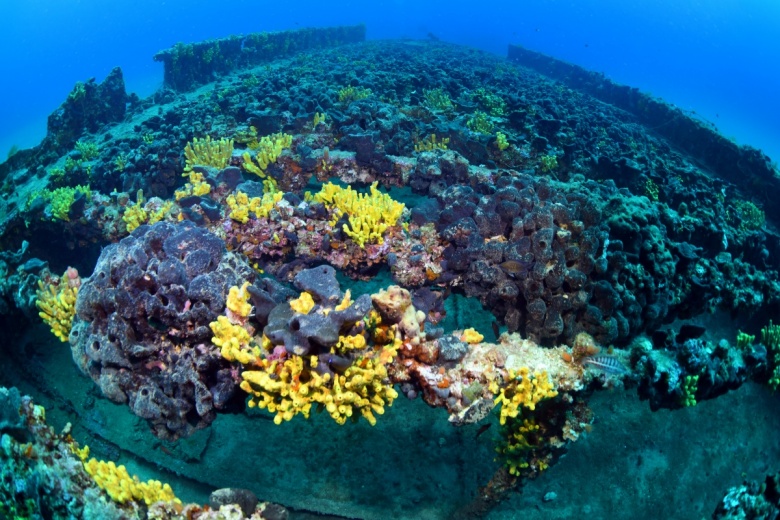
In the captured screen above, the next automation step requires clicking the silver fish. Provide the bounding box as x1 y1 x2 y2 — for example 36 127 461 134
582 355 627 374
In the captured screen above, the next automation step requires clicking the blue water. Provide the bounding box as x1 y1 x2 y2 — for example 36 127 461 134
1 0 779 163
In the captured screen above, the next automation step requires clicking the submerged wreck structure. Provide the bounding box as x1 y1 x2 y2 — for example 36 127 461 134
1 24 779 520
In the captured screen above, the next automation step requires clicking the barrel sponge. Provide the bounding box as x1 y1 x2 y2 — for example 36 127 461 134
69 221 254 439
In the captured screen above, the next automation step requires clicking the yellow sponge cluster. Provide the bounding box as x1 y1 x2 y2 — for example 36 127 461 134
289 291 315 314
493 367 558 426
210 283 259 364
83 458 180 506
324 355 399 425
240 346 399 426
184 136 234 171
332 333 367 354
312 181 405 248
241 132 293 178
226 189 284 224
460 328 484 344
174 170 212 200
226 281 252 318
210 316 259 365
122 190 174 232
36 271 79 342
496 418 544 476
241 355 325 424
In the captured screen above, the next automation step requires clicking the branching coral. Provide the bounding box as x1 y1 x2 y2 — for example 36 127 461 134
226 281 252 320
239 344 399 426
210 283 259 365
495 132 510 151
34 185 92 221
211 316 258 365
492 367 559 475
183 136 234 171
466 110 494 134
422 87 453 112
414 134 450 153
225 189 284 224
493 367 558 425
761 320 780 390
83 458 180 506
211 267 400 426
312 181 405 248
122 189 174 232
496 417 544 475
241 132 293 179
174 170 212 199
338 85 372 104
36 267 81 342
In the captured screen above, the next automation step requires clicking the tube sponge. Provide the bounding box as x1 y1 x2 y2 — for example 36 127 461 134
36 268 81 342
312 181 405 248
83 458 180 506
494 367 558 425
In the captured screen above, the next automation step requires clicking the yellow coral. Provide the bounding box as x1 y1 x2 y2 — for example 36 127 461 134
175 171 212 200
184 136 233 172
83 458 180 506
312 181 405 248
414 134 449 153
241 356 326 424
123 190 175 232
461 328 484 344
122 189 148 232
226 189 284 224
239 341 399 426
321 357 398 426
497 418 541 476
332 333 367 354
36 272 79 342
72 443 90 461
241 132 293 178
227 282 252 319
494 368 558 425
210 315 259 365
289 291 315 314
37 185 92 221
334 289 353 311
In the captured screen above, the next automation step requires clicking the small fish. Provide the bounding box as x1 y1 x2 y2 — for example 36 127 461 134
475 423 492 439
582 355 627 374
498 260 531 278
491 320 500 340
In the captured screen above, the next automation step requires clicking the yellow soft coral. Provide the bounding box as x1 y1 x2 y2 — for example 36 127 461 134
319 356 399 426
174 171 212 200
241 132 293 178
123 190 175 232
331 333 367 356
312 181 405 248
497 417 542 476
184 136 233 171
83 458 180 506
226 282 252 319
461 328 484 344
226 189 284 223
36 270 79 342
210 316 259 365
334 289 353 311
38 185 92 221
289 291 315 314
494 368 558 425
241 355 328 425
239 341 399 426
